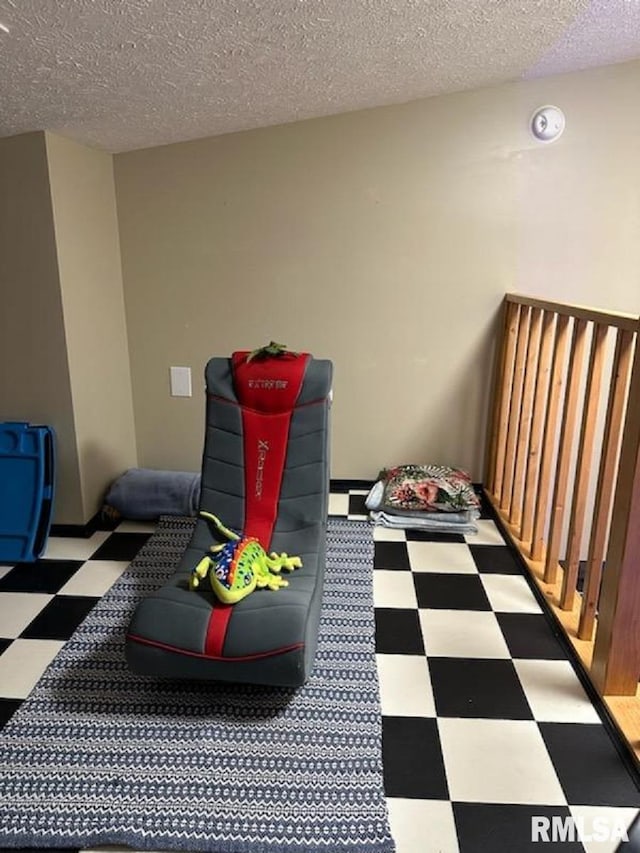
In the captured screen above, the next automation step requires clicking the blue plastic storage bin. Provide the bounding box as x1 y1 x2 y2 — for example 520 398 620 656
0 422 55 563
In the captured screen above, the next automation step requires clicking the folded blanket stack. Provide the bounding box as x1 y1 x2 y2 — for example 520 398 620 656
366 464 480 534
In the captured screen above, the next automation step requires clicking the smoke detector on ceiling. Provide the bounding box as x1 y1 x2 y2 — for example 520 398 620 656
531 105 565 143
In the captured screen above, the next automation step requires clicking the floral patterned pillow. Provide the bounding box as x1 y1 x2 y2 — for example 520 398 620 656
378 464 480 513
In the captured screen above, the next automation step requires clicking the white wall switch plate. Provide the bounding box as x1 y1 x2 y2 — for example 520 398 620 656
170 366 192 397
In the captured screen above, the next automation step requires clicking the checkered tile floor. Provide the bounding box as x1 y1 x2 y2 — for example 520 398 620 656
1 490 639 853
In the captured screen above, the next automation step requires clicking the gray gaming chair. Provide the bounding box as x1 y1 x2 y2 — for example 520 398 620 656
125 351 332 687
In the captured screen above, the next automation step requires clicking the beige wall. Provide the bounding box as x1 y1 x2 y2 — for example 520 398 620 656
0 132 83 523
0 131 138 525
513 63 640 313
3 61 638 513
112 60 639 480
45 132 138 520
3 62 637 522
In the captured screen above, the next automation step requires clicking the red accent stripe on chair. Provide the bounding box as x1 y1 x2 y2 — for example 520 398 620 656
204 602 233 657
240 409 291 544
128 633 304 662
203 351 310 657
233 351 309 544
207 393 325 411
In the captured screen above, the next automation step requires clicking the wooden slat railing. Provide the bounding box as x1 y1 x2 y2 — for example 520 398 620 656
484 293 640 759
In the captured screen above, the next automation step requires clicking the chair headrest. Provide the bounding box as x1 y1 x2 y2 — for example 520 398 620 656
231 351 310 414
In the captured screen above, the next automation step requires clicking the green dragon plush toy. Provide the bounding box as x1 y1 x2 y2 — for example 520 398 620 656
246 341 297 362
189 511 302 605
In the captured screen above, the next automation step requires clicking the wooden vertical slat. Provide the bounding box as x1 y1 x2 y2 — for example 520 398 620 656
486 300 512 495
544 318 588 584
521 311 556 545
592 323 640 695
579 329 635 640
492 302 521 502
500 307 531 514
531 314 570 562
560 323 608 610
510 307 543 530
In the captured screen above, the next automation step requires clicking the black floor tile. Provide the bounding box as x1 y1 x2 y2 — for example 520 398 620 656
469 544 523 574
0 638 12 655
374 541 410 571
329 481 356 494
0 560 83 594
405 530 466 543
382 717 448 799
429 658 533 719
20 596 100 641
348 494 368 516
625 812 640 849
375 608 424 655
454 803 584 853
477 491 496 521
497 613 567 660
0 698 23 730
539 723 640 807
89 532 150 561
413 573 491 610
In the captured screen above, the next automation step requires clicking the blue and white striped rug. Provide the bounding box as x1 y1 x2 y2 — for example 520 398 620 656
0 517 395 853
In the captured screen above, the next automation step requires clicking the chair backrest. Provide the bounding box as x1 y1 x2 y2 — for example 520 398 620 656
200 352 333 552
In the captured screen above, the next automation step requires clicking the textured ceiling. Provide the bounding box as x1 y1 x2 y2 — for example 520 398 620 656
0 0 638 152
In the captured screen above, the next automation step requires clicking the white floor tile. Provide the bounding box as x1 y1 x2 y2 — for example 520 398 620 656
465 519 506 546
0 592 53 638
480 574 542 613
376 654 436 717
328 493 350 516
373 570 417 609
58 560 130 597
387 798 459 853
514 660 601 723
419 609 511 658
569 805 639 853
0 638 65 699
373 526 406 542
407 542 478 574
43 531 110 561
438 718 566 805
0 565 14 580
115 520 158 534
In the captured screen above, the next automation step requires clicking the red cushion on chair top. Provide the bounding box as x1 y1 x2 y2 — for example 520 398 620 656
231 351 310 414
